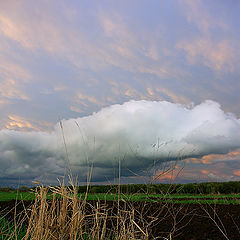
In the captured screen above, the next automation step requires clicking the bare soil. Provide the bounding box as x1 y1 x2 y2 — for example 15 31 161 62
0 200 239 240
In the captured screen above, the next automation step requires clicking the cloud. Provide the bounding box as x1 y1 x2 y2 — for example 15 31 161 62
155 159 240 183
0 39 31 106
233 170 240 177
186 149 240 165
155 88 189 104
70 106 84 113
0 99 9 107
0 79 29 100
4 115 41 131
0 4 67 51
177 38 239 73
0 115 54 132
0 55 31 101
0 100 240 185
75 92 105 106
179 0 229 34
178 0 240 73
0 2 189 81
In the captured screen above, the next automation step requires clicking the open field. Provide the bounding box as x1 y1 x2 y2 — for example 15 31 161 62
1 199 240 240
1 182 240 239
1 191 240 204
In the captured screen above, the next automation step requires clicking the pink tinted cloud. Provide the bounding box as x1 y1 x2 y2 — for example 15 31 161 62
233 170 240 177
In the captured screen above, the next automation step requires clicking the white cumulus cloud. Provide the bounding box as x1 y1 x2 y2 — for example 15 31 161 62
0 100 240 184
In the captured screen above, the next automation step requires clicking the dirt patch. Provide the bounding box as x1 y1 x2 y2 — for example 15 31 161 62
0 200 239 240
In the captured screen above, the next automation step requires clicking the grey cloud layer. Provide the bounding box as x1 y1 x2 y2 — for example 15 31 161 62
0 100 240 183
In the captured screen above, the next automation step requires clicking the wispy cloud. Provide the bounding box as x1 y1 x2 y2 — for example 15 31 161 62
0 115 53 132
186 149 240 165
0 52 31 101
0 79 29 100
179 0 229 34
233 170 240 177
178 0 240 73
177 38 239 73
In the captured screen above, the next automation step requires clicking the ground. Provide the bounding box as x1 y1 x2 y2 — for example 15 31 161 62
0 200 240 239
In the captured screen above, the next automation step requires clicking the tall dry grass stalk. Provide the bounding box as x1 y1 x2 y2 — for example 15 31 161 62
14 182 149 240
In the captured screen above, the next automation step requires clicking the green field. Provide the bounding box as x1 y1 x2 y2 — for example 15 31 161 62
1 191 240 204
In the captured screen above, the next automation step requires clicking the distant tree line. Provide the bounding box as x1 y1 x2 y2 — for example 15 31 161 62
2 181 240 194
0 186 30 192
78 181 240 194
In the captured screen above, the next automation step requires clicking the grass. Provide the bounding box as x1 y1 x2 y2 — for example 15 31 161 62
1 186 239 239
3 184 152 240
0 192 36 202
1 191 240 204
0 217 27 240
79 193 240 204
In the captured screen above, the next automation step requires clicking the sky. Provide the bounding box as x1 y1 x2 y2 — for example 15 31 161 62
0 0 240 187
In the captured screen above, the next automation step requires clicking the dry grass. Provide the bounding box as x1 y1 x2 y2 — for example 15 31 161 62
0 161 188 240
13 182 150 240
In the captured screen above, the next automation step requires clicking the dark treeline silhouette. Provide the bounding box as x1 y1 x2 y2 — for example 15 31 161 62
2 181 240 194
77 181 240 195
